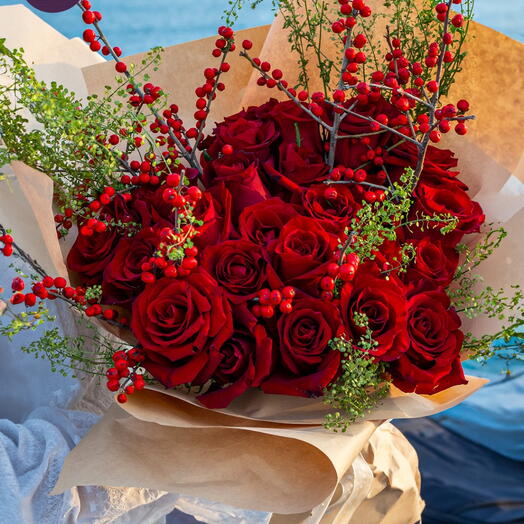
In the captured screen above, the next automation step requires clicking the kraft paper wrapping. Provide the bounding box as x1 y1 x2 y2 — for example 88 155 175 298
1 3 521 521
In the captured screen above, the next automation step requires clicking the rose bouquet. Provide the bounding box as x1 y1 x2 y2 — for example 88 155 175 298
0 0 523 519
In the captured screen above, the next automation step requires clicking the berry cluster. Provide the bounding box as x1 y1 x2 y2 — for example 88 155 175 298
252 286 296 318
0 233 13 257
106 348 146 403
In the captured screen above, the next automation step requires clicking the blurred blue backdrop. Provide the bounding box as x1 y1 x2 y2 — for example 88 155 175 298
0 0 522 54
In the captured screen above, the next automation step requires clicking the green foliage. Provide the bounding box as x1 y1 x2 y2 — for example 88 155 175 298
0 41 165 227
19 326 116 378
449 226 524 360
343 168 457 266
382 0 474 103
0 301 55 338
324 330 390 432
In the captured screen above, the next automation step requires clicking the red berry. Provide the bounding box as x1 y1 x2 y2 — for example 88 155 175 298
321 291 334 302
439 119 451 133
457 99 470 112
103 309 115 320
164 265 178 278
106 368 119 379
279 300 293 314
242 39 253 50
115 62 127 73
327 263 340 278
186 186 202 201
451 14 465 27
108 134 119 145
260 305 275 318
54 277 67 288
339 263 356 281
82 29 96 42
107 380 120 392
141 272 156 284
282 286 296 299
222 144 234 155
320 276 335 291
10 293 25 305
364 191 377 203
272 69 283 80
42 276 54 288
332 21 345 33
117 393 128 403
429 130 442 143
11 277 25 292
353 34 367 49
426 80 439 93
24 293 37 307
455 122 468 135
298 91 308 101
269 290 282 305
124 385 135 395
82 10 95 24
182 257 198 270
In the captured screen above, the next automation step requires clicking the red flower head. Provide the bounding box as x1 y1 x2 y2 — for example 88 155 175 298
340 264 409 360
391 284 466 394
132 268 233 387
262 297 342 397
102 227 161 307
197 308 273 409
201 239 268 302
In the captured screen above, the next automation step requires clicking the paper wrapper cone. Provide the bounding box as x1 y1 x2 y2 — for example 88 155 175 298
1 3 521 521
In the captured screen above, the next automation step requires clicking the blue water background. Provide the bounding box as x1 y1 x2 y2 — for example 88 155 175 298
0 0 522 54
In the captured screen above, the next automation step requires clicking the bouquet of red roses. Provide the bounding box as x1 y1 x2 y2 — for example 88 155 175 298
56 0 490 421
0 0 522 516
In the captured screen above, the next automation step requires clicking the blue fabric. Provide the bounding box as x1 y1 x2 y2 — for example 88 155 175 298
432 347 524 461
394 417 524 524
395 342 524 524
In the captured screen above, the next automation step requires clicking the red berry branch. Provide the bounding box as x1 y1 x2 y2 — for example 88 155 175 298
239 0 474 194
78 1 202 176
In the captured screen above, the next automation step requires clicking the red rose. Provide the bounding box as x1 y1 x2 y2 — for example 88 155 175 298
341 265 409 360
128 185 196 227
412 176 485 241
203 99 280 162
296 183 360 234
202 157 271 220
102 228 161 306
132 269 233 387
391 285 466 394
263 143 328 193
404 237 459 287
262 297 342 397
67 227 119 285
239 197 300 246
197 311 273 408
107 190 172 229
334 96 400 168
193 184 236 249
269 216 338 281
201 239 268 301
384 141 459 183
269 100 323 153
